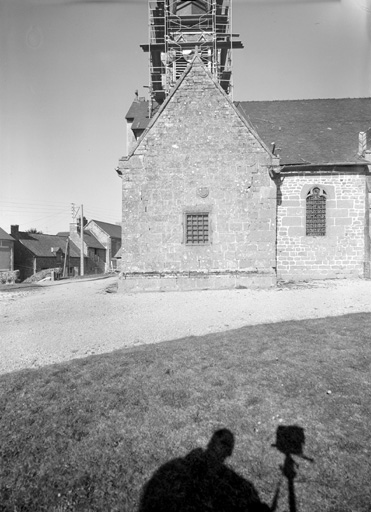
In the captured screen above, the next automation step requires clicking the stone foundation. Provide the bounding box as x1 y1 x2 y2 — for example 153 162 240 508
118 270 276 293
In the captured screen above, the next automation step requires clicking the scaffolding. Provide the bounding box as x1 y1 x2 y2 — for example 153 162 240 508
141 0 243 113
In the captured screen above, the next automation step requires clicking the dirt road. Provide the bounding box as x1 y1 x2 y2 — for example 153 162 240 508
1 276 371 375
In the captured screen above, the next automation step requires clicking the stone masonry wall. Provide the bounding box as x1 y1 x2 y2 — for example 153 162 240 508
277 172 369 280
118 60 277 289
34 257 63 273
0 270 19 284
85 222 110 272
13 241 34 281
0 240 13 271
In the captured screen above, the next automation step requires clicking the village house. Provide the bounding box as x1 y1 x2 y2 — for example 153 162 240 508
62 220 122 274
84 220 122 271
116 0 371 292
64 223 106 274
10 225 81 282
8 215 121 281
0 227 17 284
0 227 14 272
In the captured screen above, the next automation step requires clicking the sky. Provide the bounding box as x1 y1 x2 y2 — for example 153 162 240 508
1 0 370 234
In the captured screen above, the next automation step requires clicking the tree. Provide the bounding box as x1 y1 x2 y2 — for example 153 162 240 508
76 216 88 234
76 216 88 228
26 228 43 234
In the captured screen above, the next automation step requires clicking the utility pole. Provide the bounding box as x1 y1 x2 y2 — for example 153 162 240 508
71 202 85 277
63 237 69 278
80 204 84 276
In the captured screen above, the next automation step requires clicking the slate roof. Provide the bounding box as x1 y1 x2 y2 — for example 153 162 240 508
57 229 106 250
126 95 371 165
126 99 151 130
82 231 105 250
67 243 85 258
0 227 14 241
113 247 122 259
236 98 371 165
125 99 159 130
17 233 80 258
89 220 121 239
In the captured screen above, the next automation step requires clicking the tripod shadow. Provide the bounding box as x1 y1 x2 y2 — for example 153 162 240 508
272 425 314 512
138 428 271 512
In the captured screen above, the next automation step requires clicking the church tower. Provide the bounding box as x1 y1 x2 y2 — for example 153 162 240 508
140 0 243 112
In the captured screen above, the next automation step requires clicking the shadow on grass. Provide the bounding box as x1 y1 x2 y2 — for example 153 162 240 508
139 426 316 512
139 428 271 512
272 425 314 512
0 312 370 511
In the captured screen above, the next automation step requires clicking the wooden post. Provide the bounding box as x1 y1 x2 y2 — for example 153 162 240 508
10 242 14 271
63 238 69 278
80 204 84 276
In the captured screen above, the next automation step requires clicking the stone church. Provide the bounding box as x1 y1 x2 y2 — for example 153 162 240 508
116 0 371 292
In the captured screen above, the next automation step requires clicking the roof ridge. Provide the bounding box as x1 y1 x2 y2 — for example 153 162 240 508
235 97 370 104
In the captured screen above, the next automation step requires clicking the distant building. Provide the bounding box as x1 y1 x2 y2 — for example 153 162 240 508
0 227 15 272
10 218 122 282
64 220 122 273
66 223 106 274
84 220 122 271
10 225 80 281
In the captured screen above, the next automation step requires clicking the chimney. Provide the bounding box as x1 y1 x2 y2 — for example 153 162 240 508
359 132 367 156
11 225 19 237
359 128 371 161
70 222 79 237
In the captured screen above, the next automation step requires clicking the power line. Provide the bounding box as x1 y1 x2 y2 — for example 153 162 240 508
0 199 71 206
2 212 120 226
84 212 120 223
84 207 120 216
1 200 120 220
18 210 68 224
1 207 68 214
1 200 120 232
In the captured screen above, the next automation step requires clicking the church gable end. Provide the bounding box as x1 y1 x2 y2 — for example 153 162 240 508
118 59 277 291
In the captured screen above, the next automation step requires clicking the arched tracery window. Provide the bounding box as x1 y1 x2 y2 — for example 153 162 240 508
306 186 327 236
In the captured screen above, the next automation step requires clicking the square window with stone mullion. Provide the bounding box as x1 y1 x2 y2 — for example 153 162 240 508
185 213 209 245
306 190 326 236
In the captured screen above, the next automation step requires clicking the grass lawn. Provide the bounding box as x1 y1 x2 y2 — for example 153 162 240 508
1 312 370 512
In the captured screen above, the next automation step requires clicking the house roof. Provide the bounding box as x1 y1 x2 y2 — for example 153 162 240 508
0 227 14 241
65 244 81 258
16 233 80 258
125 97 147 120
125 98 160 130
83 230 106 250
57 229 106 250
236 98 371 165
126 94 371 165
89 220 121 239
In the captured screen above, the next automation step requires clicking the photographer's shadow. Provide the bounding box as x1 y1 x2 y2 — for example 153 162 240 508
138 428 270 512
